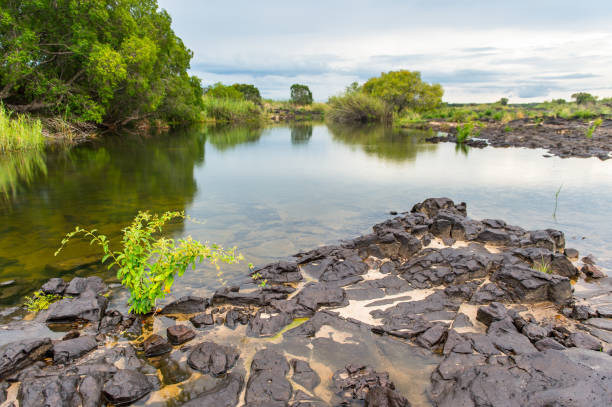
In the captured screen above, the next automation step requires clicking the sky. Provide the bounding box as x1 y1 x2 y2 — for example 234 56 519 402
158 0 612 103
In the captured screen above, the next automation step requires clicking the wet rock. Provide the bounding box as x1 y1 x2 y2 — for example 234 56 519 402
476 302 507 326
291 359 320 391
295 282 347 312
521 323 550 342
53 335 98 364
143 334 172 357
64 276 107 296
534 337 566 351
564 248 579 259
569 331 602 351
41 278 67 295
98 309 123 334
247 308 292 337
451 313 473 328
416 324 447 348
411 197 466 218
582 254 597 265
584 318 612 331
251 261 302 283
103 369 153 405
333 364 396 401
167 325 196 345
187 341 239 376
161 296 208 314
225 308 251 329
366 385 411 407
245 349 292 406
18 375 83 407
213 287 287 306
182 372 244 407
46 290 108 322
123 315 142 337
0 338 52 379
570 304 597 321
487 318 537 355
582 263 606 278
190 312 215 328
491 264 572 304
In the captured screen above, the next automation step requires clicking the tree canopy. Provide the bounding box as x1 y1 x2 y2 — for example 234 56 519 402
362 70 443 112
231 84 262 104
290 84 313 105
572 92 597 105
0 0 202 126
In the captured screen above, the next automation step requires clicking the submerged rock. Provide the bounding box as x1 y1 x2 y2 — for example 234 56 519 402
187 342 239 376
143 334 172 357
102 369 153 405
291 359 320 391
161 296 208 314
245 349 292 406
0 338 52 379
182 372 244 407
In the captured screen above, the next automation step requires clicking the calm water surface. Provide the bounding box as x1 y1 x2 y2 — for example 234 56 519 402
1 123 612 307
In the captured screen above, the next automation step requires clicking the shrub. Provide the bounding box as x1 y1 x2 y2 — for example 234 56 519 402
290 84 313 105
202 96 263 124
499 97 509 106
205 83 244 100
586 118 603 138
456 122 479 143
231 84 262 104
55 211 243 314
327 92 391 123
362 70 443 112
572 92 597 105
0 104 44 153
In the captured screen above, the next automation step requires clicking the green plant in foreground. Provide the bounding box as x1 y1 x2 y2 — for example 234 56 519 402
533 258 552 274
0 104 44 153
24 290 62 312
585 118 603 138
55 211 243 314
456 122 479 143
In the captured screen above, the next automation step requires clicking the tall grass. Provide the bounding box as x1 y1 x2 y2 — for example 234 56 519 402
0 104 45 153
201 96 264 124
327 92 391 124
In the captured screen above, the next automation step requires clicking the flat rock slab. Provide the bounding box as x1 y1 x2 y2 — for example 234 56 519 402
46 291 108 322
246 349 292 406
143 334 172 357
161 296 208 314
53 335 98 364
182 372 244 407
167 325 196 345
187 342 239 376
0 338 52 379
103 369 153 405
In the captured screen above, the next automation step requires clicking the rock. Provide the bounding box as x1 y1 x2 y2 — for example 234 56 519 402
245 349 292 406
582 263 606 278
491 265 571 304
366 385 411 407
333 364 396 401
291 359 320 391
98 309 123 334
102 369 153 405
190 312 215 328
563 248 579 260
549 253 579 277
569 331 602 351
247 308 292 337
41 278 67 295
584 318 612 331
143 334 172 357
53 335 98 364
46 290 108 322
167 325 196 345
161 296 208 314
64 276 107 296
534 338 566 351
187 341 239 376
570 304 597 321
416 324 447 348
477 228 511 246
0 338 52 379
411 198 466 218
18 375 82 407
0 381 8 403
251 261 302 283
295 282 346 311
582 254 597 265
225 308 251 329
78 374 103 407
451 313 473 328
213 287 287 306
182 372 244 407
521 323 550 342
476 302 508 326
487 318 537 355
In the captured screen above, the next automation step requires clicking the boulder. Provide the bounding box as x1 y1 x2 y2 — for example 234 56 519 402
491 265 571 304
182 372 244 407
291 359 320 391
190 312 215 328
416 324 447 349
582 263 606 278
187 342 239 376
161 296 208 314
143 334 172 357
40 278 67 295
167 325 196 345
102 369 153 405
46 290 108 322
64 276 107 296
245 349 292 406
250 261 302 283
476 302 508 326
569 332 602 351
487 318 537 355
365 385 411 407
53 335 98 364
247 308 292 337
411 198 466 218
0 338 52 379
295 282 346 311
534 338 566 351
563 248 579 260
18 375 83 407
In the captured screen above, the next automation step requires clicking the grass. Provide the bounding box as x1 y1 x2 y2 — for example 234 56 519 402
23 290 63 313
585 118 603 138
533 257 552 274
201 96 264 124
326 92 391 124
0 104 45 153
456 122 480 143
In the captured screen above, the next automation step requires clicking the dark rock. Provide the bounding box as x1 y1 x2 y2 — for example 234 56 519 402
0 381 8 403
487 317 537 355
78 374 103 407
491 264 571 304
102 369 153 405
295 282 346 311
187 341 239 376
190 312 215 328
64 276 107 296
319 256 368 283
477 228 511 246
161 296 208 314
40 278 67 295
167 325 196 345
247 308 292 337
123 316 143 337
521 323 550 342
451 313 473 329
182 372 244 407
333 364 396 401
291 359 320 391
581 254 597 265
549 253 579 277
98 309 123 334
18 375 82 407
411 198 466 218
476 302 507 326
245 349 292 406
585 318 612 331
53 335 98 364
416 324 447 348
471 282 509 304
213 287 287 306
62 330 80 340
251 261 302 283
225 308 251 329
534 337 566 351
366 385 411 407
563 248 579 259
46 290 108 322
569 331 602 351
143 334 172 357
0 338 52 379
582 263 606 278
570 304 597 321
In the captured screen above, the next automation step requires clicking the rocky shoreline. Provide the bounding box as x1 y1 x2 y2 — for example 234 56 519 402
420 118 612 160
1 198 611 406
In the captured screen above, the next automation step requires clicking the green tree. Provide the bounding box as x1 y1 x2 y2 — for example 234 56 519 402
231 84 262 103
290 84 313 105
205 83 244 100
362 70 443 112
0 0 202 126
499 97 509 106
572 92 597 105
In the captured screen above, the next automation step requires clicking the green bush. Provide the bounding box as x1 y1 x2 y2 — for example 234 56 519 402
202 96 264 124
0 104 44 152
456 122 479 143
231 84 262 104
290 84 313 105
55 211 243 315
327 92 391 123
572 92 597 105
362 70 443 112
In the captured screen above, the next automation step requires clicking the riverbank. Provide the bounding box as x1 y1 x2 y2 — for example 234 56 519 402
1 198 610 406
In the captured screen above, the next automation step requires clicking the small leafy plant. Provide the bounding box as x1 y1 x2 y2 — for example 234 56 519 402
55 211 243 314
533 257 552 274
456 122 480 143
585 118 603 138
24 290 62 312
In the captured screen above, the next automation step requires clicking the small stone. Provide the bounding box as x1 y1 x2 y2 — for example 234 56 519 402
190 312 215 328
167 325 196 345
581 264 606 279
143 334 172 357
476 302 508 326
563 248 579 260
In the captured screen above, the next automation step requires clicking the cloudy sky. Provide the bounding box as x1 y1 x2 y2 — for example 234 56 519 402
158 0 612 103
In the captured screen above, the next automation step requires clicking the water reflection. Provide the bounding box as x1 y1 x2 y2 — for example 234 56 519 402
290 124 313 145
205 125 264 151
0 150 47 202
327 123 438 162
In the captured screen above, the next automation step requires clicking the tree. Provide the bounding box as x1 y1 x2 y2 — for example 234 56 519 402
499 97 509 106
290 84 313 105
0 0 202 126
205 83 243 100
362 70 443 112
572 92 597 105
231 84 262 103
